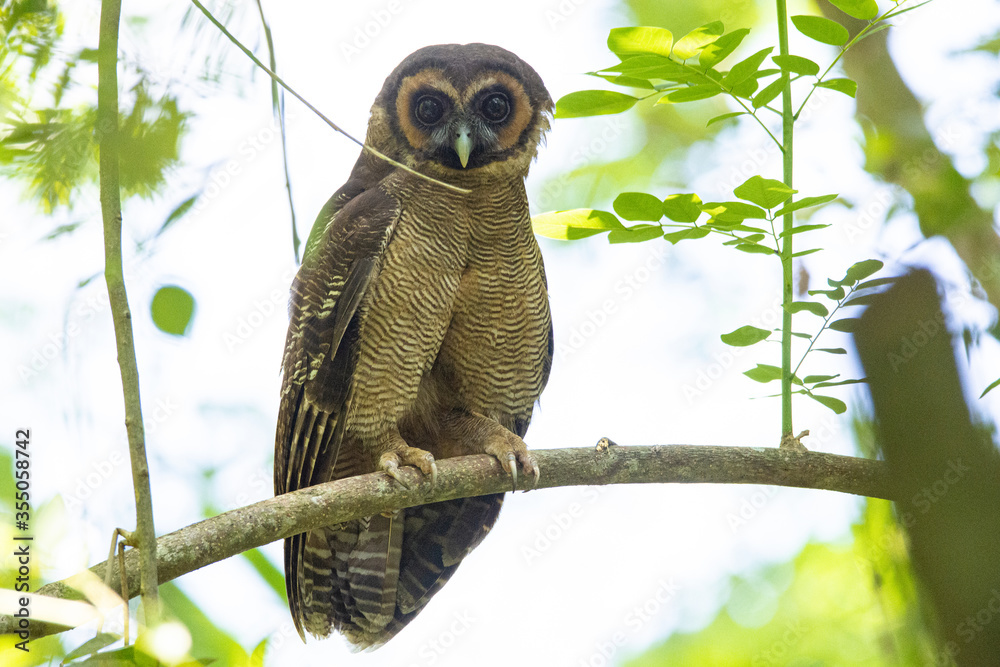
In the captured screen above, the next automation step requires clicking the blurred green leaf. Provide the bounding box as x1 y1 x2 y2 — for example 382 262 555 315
791 15 850 46
532 209 622 240
151 285 196 336
554 90 639 118
673 21 724 60
845 259 884 283
721 325 770 346
241 548 287 603
816 347 847 354
703 200 768 221
608 27 674 58
64 634 121 662
981 377 1000 398
779 223 830 238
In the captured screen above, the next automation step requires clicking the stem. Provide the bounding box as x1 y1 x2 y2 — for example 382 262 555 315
98 0 160 626
776 0 794 439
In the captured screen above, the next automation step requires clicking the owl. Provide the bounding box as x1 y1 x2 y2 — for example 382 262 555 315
273 43 553 649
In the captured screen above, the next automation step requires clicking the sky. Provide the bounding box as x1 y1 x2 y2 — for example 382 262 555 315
2 0 1000 665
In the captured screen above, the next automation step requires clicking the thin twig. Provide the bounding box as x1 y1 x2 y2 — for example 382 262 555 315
98 0 159 626
188 0 470 196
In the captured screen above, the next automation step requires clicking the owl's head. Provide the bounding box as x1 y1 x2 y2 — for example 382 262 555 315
368 44 552 179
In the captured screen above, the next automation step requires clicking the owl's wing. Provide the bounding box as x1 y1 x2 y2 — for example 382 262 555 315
275 184 399 496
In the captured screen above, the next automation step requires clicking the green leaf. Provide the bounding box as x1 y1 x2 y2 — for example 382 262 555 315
151 285 195 337
723 233 765 246
791 15 849 46
663 84 723 103
808 393 847 414
733 175 796 209
752 76 785 109
157 194 199 237
857 277 897 289
744 363 783 383
64 634 121 662
662 193 703 222
803 374 838 384
673 21 725 60
721 47 774 88
809 286 846 299
771 54 821 76
843 294 879 307
721 325 771 347
589 72 658 89
981 377 1000 398
663 226 710 244
603 55 692 81
779 223 830 238
608 225 664 244
608 27 674 58
706 111 746 127
788 301 829 317
703 201 768 221
614 192 664 221
792 248 823 258
829 0 879 20
814 378 867 388
734 243 775 255
555 90 639 118
532 209 623 240
699 28 751 68
828 318 860 332
815 78 858 98
845 259 884 283
773 193 838 216
816 347 847 354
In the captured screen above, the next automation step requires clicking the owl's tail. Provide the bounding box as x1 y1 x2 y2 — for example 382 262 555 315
286 494 504 649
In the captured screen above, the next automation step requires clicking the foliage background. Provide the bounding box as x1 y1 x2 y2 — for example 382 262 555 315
1 0 998 664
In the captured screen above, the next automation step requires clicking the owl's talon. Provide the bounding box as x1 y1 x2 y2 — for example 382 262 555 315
379 445 437 489
507 453 518 492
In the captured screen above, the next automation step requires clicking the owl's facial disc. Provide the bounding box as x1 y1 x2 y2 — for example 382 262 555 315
394 68 537 171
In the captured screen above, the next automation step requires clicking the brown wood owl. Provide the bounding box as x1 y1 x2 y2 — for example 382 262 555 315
273 43 553 649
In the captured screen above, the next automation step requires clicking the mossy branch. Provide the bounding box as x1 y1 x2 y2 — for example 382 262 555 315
1 445 895 639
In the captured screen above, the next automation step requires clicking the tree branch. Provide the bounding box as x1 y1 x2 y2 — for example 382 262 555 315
98 0 159 625
1 445 894 639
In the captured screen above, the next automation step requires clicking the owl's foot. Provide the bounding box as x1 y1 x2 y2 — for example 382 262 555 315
482 434 539 493
379 445 438 489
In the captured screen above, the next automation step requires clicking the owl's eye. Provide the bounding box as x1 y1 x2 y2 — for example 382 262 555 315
415 96 445 125
480 93 510 123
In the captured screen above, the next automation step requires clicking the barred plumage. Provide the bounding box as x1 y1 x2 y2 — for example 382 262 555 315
273 44 553 649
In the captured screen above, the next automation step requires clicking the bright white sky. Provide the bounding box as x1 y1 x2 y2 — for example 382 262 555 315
3 0 1000 665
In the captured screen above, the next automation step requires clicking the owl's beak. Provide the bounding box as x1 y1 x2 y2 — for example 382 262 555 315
454 124 473 168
